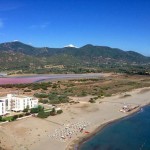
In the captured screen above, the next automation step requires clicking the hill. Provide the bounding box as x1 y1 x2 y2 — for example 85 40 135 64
0 41 149 74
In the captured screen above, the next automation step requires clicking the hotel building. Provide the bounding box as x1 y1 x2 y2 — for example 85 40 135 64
0 94 38 116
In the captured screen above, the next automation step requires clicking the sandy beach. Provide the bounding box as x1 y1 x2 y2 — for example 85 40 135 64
0 87 150 150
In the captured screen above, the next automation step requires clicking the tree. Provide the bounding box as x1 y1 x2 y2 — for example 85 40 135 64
89 98 96 103
12 115 18 121
23 105 29 112
18 114 24 118
38 105 44 112
0 116 2 122
30 108 39 114
37 111 49 118
52 108 56 113
57 110 63 114
50 108 56 116
30 105 44 114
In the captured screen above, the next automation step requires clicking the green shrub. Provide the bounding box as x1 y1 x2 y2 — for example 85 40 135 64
52 83 58 88
34 93 49 98
30 105 44 113
93 96 99 100
12 115 18 121
57 110 63 114
50 108 56 116
48 93 69 104
18 114 24 118
24 89 31 92
3 116 13 121
25 112 31 116
40 99 49 104
89 98 96 103
50 111 56 116
41 86 47 90
78 90 87 97
23 108 28 112
37 111 50 118
123 94 131 97
30 108 39 113
0 116 2 122
2 118 6 122
105 93 112 97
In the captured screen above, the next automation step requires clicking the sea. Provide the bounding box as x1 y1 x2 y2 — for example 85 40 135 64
79 105 150 150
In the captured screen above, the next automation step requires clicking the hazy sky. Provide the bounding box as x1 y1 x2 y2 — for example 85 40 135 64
0 0 150 56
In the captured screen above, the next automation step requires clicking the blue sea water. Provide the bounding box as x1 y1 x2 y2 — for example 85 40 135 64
79 106 150 150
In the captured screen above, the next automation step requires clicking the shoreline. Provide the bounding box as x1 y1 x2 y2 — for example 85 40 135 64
66 102 150 150
0 73 105 85
7 73 105 77
1 86 150 150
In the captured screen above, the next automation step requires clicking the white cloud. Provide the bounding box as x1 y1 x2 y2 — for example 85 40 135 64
29 25 37 29
13 40 19 42
0 2 22 11
40 22 50 29
0 6 18 11
0 19 3 28
64 44 78 48
29 22 50 29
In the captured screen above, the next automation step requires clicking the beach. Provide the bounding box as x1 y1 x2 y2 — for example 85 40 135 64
0 87 150 150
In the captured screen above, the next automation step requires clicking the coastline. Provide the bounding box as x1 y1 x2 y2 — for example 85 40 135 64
73 105 150 150
1 87 150 150
66 93 150 150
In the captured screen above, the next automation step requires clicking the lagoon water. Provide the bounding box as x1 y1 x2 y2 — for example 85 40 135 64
0 73 103 85
79 106 150 150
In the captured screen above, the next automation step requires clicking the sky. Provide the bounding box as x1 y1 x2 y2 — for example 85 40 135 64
0 0 150 56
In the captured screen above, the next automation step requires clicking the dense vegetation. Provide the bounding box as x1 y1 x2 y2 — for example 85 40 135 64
0 41 149 75
0 112 31 122
1 75 150 104
0 105 63 122
28 105 62 118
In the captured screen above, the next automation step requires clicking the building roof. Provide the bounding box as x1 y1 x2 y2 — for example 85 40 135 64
11 95 38 101
0 94 38 101
0 97 7 100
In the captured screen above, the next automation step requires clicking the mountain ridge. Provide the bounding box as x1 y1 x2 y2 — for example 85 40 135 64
0 41 149 74
0 41 148 57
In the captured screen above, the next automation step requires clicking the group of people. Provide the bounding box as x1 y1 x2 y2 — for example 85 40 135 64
48 120 91 142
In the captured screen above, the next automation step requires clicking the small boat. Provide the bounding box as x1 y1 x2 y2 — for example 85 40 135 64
85 131 90 134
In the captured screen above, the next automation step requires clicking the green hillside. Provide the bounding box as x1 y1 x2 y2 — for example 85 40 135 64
0 41 149 74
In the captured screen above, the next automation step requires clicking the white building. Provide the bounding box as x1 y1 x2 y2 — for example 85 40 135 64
0 99 6 116
0 94 38 116
0 72 7 77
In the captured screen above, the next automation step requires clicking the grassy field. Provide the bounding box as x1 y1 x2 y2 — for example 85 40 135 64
0 74 150 104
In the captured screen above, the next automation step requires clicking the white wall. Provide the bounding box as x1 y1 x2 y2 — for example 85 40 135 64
0 95 38 114
0 101 6 116
7 94 12 110
11 96 38 111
